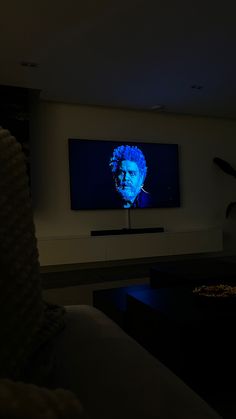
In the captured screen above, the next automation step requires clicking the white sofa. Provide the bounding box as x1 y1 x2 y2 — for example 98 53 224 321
49 305 222 419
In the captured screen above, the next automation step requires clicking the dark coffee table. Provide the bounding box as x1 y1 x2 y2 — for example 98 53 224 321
150 257 236 288
126 285 236 399
93 283 151 330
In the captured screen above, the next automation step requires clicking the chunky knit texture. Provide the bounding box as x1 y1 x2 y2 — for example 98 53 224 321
0 379 86 419
0 127 65 380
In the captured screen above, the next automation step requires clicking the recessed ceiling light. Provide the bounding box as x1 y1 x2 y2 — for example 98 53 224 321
150 104 165 110
191 85 203 90
20 61 39 68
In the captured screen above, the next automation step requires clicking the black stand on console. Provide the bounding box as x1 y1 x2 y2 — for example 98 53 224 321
91 208 164 236
91 227 164 236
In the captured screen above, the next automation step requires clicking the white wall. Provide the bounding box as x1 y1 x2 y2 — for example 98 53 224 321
31 101 236 265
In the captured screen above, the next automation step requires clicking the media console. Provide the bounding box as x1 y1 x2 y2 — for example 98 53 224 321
91 227 164 236
37 228 223 266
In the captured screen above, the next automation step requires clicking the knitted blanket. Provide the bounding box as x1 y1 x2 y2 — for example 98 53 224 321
0 127 65 381
0 379 86 418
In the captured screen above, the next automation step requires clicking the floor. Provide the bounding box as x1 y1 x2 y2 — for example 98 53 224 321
41 255 169 305
43 276 149 306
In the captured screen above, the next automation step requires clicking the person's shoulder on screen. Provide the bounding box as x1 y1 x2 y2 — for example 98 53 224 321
135 189 152 208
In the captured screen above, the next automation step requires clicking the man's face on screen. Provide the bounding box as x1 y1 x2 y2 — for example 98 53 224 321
115 160 144 204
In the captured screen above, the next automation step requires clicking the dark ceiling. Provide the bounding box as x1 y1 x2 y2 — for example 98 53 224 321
1 0 236 118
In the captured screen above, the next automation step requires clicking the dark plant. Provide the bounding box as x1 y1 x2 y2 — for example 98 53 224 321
213 157 236 217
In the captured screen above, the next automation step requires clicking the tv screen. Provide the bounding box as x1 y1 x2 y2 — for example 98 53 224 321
68 139 180 210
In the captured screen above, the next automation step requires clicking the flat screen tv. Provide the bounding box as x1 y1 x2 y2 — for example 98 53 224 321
68 139 180 210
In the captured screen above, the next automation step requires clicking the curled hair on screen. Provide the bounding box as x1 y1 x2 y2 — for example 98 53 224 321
109 145 147 179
